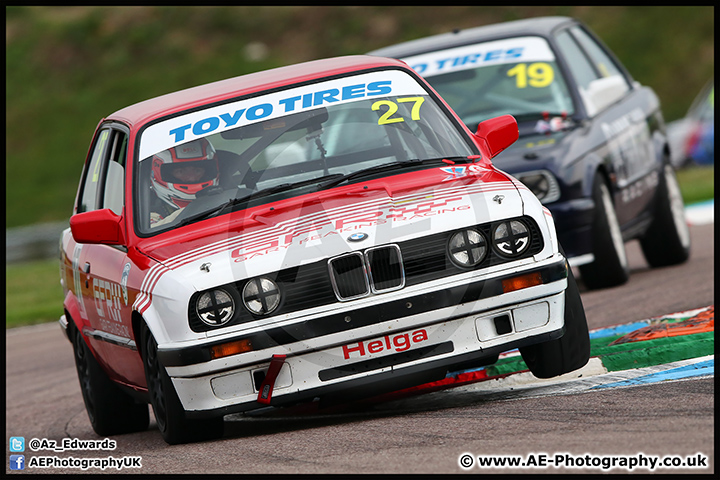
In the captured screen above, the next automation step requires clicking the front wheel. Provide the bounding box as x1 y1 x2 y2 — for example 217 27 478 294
520 259 590 378
72 324 149 436
579 175 629 289
141 323 223 445
640 164 691 267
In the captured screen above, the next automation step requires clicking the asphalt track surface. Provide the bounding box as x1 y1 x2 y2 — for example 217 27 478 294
5 222 714 474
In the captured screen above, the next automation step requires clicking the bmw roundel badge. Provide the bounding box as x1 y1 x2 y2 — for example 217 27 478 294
347 232 368 242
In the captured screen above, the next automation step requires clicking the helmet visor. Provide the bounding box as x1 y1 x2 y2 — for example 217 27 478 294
160 160 218 185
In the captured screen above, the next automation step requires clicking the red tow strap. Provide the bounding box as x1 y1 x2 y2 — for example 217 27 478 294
257 354 286 405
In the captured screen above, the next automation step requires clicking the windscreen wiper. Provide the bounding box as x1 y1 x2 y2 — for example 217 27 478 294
315 156 472 191
175 174 346 227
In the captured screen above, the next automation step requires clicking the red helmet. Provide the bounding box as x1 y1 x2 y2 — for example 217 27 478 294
151 138 219 208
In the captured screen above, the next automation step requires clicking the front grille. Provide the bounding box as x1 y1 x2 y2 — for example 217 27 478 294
329 245 405 301
366 245 404 292
189 216 544 331
328 252 370 300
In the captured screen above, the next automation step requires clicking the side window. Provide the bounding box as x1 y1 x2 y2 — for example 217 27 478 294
77 127 127 215
77 128 112 213
555 30 598 92
102 132 127 215
569 26 627 82
555 28 627 117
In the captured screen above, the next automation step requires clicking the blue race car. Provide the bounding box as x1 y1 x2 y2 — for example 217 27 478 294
370 16 690 289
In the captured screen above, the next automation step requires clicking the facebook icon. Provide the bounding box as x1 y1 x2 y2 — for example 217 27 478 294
9 454 25 470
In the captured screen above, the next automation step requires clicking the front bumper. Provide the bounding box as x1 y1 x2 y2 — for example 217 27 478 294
165 255 569 417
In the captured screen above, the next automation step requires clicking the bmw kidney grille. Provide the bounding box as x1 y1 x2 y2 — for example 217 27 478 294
329 245 404 301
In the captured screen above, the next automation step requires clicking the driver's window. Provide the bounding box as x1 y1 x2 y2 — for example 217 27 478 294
77 128 112 213
102 133 127 216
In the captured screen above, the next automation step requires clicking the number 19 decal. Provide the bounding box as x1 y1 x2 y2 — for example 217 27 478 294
372 96 425 125
507 62 554 88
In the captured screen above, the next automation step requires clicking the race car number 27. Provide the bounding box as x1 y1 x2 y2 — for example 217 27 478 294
372 96 424 125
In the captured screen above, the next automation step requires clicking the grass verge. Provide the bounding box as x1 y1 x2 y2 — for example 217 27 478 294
6 258 65 328
676 165 714 206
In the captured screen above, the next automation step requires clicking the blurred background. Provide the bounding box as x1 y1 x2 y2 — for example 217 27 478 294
5 6 714 325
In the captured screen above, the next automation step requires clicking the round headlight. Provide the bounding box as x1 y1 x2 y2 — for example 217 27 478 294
493 220 531 257
448 229 487 267
196 289 235 327
242 277 281 315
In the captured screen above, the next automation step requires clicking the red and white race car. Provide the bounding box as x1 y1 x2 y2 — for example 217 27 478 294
59 55 589 444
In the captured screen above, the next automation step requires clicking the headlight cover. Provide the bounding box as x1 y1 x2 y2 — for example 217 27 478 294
493 220 531 257
517 170 561 204
448 229 488 268
242 277 281 315
196 289 235 327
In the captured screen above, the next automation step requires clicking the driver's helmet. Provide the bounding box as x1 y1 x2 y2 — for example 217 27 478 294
151 138 219 209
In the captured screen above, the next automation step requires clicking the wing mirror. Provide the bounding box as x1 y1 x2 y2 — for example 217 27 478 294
70 208 125 245
474 115 519 159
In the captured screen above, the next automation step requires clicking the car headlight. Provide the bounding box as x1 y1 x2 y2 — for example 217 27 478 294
196 289 235 327
516 170 561 204
493 220 531 257
448 229 488 267
242 277 281 315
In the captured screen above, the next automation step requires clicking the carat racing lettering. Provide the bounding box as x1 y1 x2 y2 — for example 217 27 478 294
59 55 589 445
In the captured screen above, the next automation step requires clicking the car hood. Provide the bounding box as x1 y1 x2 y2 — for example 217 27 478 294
136 165 525 293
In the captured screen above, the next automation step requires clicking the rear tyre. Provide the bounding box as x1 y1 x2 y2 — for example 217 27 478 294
579 175 629 289
520 257 590 378
640 164 691 267
141 323 223 445
72 324 149 436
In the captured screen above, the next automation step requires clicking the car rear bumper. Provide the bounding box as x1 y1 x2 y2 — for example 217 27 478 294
163 255 569 417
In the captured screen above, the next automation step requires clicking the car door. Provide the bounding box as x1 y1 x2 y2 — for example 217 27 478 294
73 124 143 385
554 25 658 228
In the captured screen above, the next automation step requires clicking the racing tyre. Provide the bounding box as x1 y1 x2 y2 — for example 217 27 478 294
519 259 590 378
640 164 691 267
72 324 149 436
141 323 224 445
579 175 629 289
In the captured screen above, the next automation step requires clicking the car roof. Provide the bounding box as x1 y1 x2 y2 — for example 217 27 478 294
106 55 409 128
369 16 578 59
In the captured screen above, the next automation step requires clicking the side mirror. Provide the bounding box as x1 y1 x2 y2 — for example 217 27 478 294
70 208 125 245
474 115 519 159
582 75 629 116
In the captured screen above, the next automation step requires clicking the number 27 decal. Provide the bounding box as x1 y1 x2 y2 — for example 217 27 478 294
372 97 425 125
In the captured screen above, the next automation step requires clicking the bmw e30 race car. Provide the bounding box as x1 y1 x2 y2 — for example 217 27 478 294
369 16 691 289
59 55 589 444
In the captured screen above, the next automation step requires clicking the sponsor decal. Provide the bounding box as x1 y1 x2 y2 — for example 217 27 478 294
440 163 486 181
228 195 469 262
342 329 429 359
120 263 131 306
401 36 555 78
139 70 426 160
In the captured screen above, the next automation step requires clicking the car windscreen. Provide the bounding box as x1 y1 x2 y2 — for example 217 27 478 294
134 69 475 234
401 36 575 130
